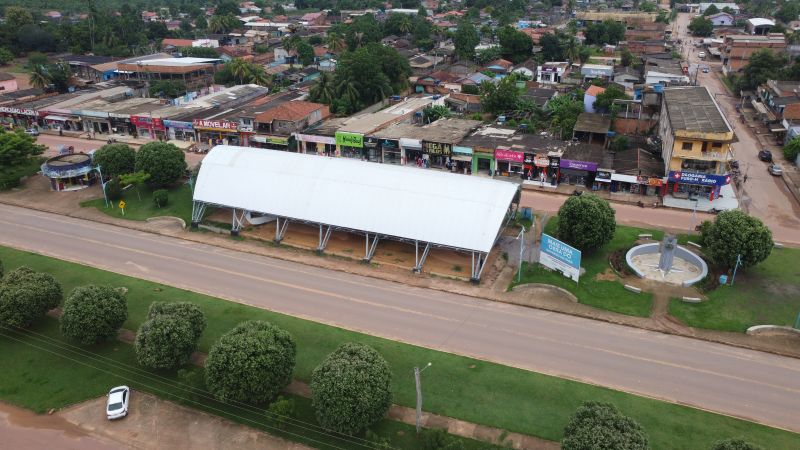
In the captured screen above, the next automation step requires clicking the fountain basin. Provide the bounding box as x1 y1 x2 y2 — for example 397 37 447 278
625 243 708 287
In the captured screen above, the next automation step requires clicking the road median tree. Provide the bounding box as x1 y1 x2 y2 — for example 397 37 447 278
700 210 773 270
0 266 62 328
556 194 616 252
562 401 649 450
60 285 128 345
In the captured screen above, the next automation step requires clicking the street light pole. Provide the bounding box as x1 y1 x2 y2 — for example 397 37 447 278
95 164 109 208
516 227 525 283
414 362 431 435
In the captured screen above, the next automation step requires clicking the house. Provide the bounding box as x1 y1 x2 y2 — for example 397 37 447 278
414 70 461 93
0 73 18 93
218 46 252 62
255 100 330 136
44 11 62 22
644 58 690 86
319 59 337 72
746 18 775 36
445 92 482 113
581 63 614 81
458 72 495 89
409 54 445 72
484 59 513 75
301 11 327 26
519 27 553 44
162 38 195 53
536 62 569 84
707 12 734 27
584 85 606 113
624 22 666 41
757 80 800 123
614 67 642 92
239 2 262 13
141 11 158 22
623 39 669 55
722 34 786 73
523 87 558 108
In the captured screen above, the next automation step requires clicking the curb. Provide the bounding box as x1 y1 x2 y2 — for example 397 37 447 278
746 325 800 336
145 216 186 229
681 297 703 303
624 284 642 293
2 197 800 360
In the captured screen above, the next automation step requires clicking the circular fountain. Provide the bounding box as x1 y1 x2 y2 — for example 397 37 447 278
625 235 708 287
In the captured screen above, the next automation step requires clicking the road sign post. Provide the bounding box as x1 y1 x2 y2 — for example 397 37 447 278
119 200 126 216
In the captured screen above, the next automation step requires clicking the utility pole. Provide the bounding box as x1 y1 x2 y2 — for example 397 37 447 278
414 362 431 435
517 226 525 283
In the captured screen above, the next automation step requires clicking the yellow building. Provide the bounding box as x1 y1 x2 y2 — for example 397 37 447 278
658 86 735 201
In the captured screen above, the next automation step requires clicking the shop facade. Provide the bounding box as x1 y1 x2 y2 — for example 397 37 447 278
296 133 337 156
546 154 561 185
335 131 364 159
421 140 452 169
452 146 473 174
131 115 166 140
634 176 665 196
471 147 496 175
363 136 381 162
251 134 289 150
495 147 525 176
164 120 195 141
43 109 83 132
402 138 423 166
0 106 38 128
80 110 112 134
193 119 241 145
667 170 730 201
593 168 613 191
559 159 598 186
380 138 402 164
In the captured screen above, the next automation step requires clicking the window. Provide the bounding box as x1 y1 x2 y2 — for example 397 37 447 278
711 142 722 148
681 142 693 151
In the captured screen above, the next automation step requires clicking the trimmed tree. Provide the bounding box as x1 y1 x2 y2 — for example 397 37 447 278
60 285 128 345
557 194 616 252
93 144 136 179
135 315 197 370
562 401 649 450
701 210 773 270
0 267 62 328
205 321 296 403
711 439 763 450
311 343 392 435
146 301 206 341
134 142 187 188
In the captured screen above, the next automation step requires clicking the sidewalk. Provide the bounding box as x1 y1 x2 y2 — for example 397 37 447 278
39 129 192 149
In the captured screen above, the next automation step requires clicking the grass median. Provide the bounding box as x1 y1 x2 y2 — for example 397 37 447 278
80 183 194 224
1 246 799 449
669 246 800 332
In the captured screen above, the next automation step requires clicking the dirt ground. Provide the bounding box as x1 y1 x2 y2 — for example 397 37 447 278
58 391 311 450
0 401 120 450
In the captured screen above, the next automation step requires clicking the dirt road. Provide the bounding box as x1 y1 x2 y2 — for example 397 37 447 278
1 204 799 433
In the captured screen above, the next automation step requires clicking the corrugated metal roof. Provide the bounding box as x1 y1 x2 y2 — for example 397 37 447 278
193 146 518 253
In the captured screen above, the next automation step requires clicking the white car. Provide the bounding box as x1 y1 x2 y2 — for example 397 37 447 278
106 386 130 420
698 51 706 59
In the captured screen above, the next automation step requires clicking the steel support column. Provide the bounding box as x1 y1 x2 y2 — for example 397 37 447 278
274 217 289 243
413 240 431 273
230 208 246 236
190 201 207 228
363 232 380 262
470 251 488 282
316 225 333 252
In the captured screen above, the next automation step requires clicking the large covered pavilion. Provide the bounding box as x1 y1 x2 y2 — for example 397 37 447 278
192 146 520 281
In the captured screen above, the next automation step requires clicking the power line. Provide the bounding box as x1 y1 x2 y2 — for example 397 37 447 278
0 325 385 450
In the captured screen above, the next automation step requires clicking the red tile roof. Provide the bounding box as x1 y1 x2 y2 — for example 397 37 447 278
255 101 327 123
585 85 606 97
162 38 194 48
489 59 513 69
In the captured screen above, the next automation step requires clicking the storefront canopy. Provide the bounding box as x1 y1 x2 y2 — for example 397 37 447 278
193 146 519 253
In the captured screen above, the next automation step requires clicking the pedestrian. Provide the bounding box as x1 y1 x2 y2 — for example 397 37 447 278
58 125 63 136
744 174 748 183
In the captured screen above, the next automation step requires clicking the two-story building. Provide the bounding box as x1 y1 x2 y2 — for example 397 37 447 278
536 62 569 84
722 34 786 74
658 86 735 204
255 100 330 140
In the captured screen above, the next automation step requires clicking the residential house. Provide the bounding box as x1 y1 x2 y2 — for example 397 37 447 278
162 38 196 53
707 12 734 27
484 59 513 76
409 54 445 73
301 11 327 26
523 87 558 108
0 73 18 93
44 11 62 22
623 39 668 55
520 27 553 44
658 86 735 203
239 2 263 14
445 92 482 113
746 18 775 35
141 11 158 22
218 46 253 62
756 80 800 125
584 85 606 113
414 70 461 93
536 62 569 84
458 72 495 90
614 67 642 92
624 22 666 41
722 34 786 73
581 63 614 81
644 58 689 86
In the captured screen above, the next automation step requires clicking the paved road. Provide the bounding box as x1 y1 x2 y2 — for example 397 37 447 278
1 205 799 433
673 13 800 245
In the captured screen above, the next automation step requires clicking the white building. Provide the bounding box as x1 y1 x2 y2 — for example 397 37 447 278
536 62 569 84
698 3 740 14
707 12 734 27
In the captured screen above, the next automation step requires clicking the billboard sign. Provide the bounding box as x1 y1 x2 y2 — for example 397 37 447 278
539 233 581 282
668 171 730 186
335 131 364 148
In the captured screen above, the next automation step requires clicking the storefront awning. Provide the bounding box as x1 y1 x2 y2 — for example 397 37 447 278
44 115 70 121
611 174 639 184
451 155 472 162
595 177 611 183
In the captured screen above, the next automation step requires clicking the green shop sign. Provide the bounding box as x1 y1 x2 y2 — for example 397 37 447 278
335 131 364 148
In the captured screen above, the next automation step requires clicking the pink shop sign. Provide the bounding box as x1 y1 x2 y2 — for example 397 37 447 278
495 148 524 162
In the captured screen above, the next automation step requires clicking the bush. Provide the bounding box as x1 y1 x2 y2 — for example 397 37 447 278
135 315 196 369
93 144 136 179
153 189 169 207
783 138 800 162
105 176 121 201
311 343 392 435
703 210 773 270
556 194 616 252
135 142 187 188
419 428 466 450
562 401 649 450
205 321 296 404
711 439 763 450
60 285 128 345
267 395 295 429
146 302 206 341
0 267 62 328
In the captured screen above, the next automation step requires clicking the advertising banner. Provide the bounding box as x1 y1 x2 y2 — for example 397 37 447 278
335 131 364 148
422 140 452 155
0 106 37 116
539 234 582 282
131 116 165 130
495 148 525 162
193 119 237 131
295 133 336 145
163 120 193 130
560 159 598 171
668 171 730 186
533 155 549 167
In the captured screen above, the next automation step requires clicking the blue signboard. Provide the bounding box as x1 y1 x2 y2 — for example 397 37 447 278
668 171 730 186
539 234 582 282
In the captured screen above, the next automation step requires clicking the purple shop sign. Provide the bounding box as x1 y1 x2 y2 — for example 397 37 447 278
560 159 598 171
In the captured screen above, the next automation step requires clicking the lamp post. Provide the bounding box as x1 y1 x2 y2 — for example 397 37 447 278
516 226 525 283
95 164 109 208
414 362 432 435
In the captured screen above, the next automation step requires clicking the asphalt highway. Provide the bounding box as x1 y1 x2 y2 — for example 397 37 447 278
1 204 799 433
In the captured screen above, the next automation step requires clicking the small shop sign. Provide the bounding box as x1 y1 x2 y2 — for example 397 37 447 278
335 131 364 148
560 159 598 171
193 119 238 131
422 141 452 155
495 148 524 162
668 171 730 186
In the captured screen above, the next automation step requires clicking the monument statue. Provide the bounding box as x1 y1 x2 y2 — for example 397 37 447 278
658 234 678 273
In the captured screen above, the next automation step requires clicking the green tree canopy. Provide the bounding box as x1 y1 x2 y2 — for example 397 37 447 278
178 46 219 58
0 129 45 168
147 301 206 341
480 76 520 114
93 143 136 179
584 20 626 45
134 142 186 188
0 267 62 328
540 33 565 61
702 4 719 16
562 401 649 450
688 16 714 37
60 285 127 345
497 26 533 63
311 343 392 435
557 194 616 252
593 85 629 112
783 137 800 161
736 49 790 91
296 40 315 66
701 210 773 270
135 315 197 370
547 94 584 139
710 439 763 450
205 321 296 403
454 18 479 60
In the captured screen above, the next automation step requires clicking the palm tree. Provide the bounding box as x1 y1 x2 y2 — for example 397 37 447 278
309 72 335 104
354 32 365 48
248 65 271 87
398 17 412 34
326 32 346 53
337 78 360 107
358 74 392 104
29 65 50 90
564 37 580 62
227 58 250 85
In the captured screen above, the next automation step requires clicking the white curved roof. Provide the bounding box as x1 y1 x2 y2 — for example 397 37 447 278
747 18 775 27
193 146 518 253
